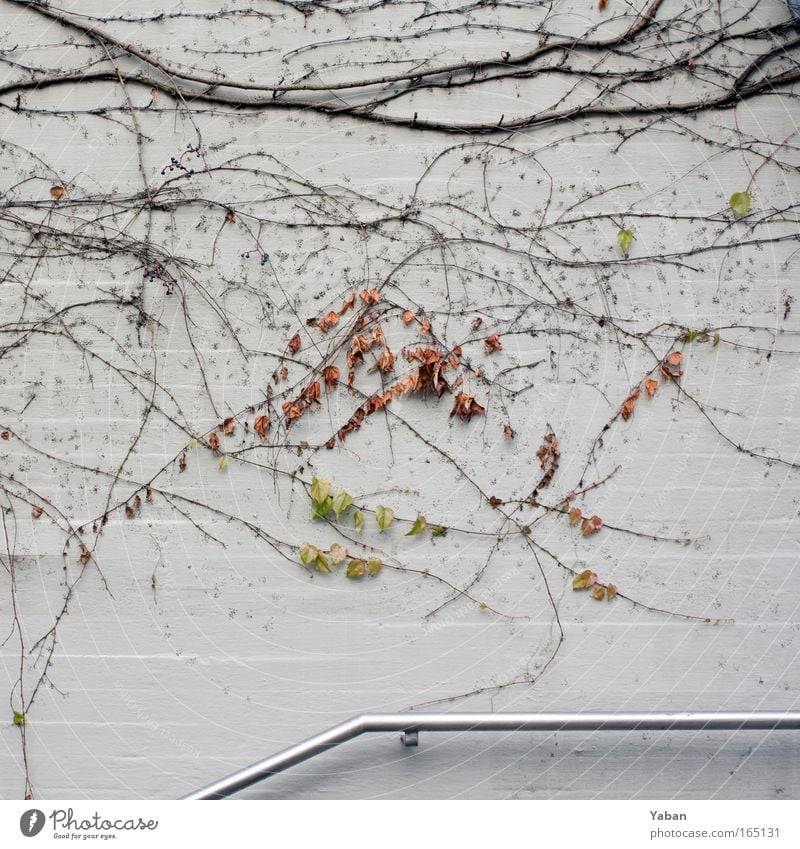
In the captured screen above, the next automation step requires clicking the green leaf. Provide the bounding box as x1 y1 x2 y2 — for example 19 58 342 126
683 328 698 342
616 228 634 254
430 524 447 537
353 509 364 530
329 543 347 565
376 505 394 532
299 542 319 566
366 556 382 576
314 551 331 573
346 559 365 579
218 455 228 470
332 489 353 520
406 514 427 536
12 710 25 726
729 191 750 218
311 496 333 520
187 437 197 449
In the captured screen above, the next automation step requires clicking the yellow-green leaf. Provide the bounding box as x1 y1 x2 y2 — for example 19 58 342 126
572 568 597 590
353 509 364 530
591 585 606 600
366 556 382 576
12 710 25 726
376 505 394 532
310 476 331 504
299 542 319 566
329 543 347 565
187 437 197 449
616 228 634 254
314 552 331 573
430 525 447 537
218 455 228 470
729 191 750 218
406 515 426 536
332 489 353 520
346 559 365 579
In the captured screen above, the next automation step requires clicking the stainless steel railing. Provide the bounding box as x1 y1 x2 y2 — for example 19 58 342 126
182 710 800 799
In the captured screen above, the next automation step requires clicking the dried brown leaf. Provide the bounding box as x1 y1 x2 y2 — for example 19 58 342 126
253 414 270 439
620 387 640 421
484 333 503 353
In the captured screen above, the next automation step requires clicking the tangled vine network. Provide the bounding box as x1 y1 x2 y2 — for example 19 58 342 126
1 0 799 798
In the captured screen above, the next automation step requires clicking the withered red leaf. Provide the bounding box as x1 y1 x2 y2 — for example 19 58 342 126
536 431 560 487
365 394 385 414
208 432 220 451
644 378 658 398
660 362 683 380
323 365 340 390
370 346 395 374
303 380 321 405
288 333 301 354
282 401 302 421
359 287 380 304
620 387 640 421
253 414 270 439
484 333 503 353
665 351 683 365
31 505 43 519
450 392 486 421
580 515 603 536
218 417 235 435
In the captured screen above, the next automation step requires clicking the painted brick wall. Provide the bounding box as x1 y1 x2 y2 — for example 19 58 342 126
1 0 798 799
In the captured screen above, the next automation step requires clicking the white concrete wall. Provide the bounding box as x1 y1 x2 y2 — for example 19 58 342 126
1 0 799 799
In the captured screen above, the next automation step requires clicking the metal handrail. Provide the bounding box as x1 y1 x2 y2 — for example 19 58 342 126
182 710 800 799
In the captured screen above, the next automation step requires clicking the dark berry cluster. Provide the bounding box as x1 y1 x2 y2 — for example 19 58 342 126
144 261 177 295
241 241 270 266
160 143 201 177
